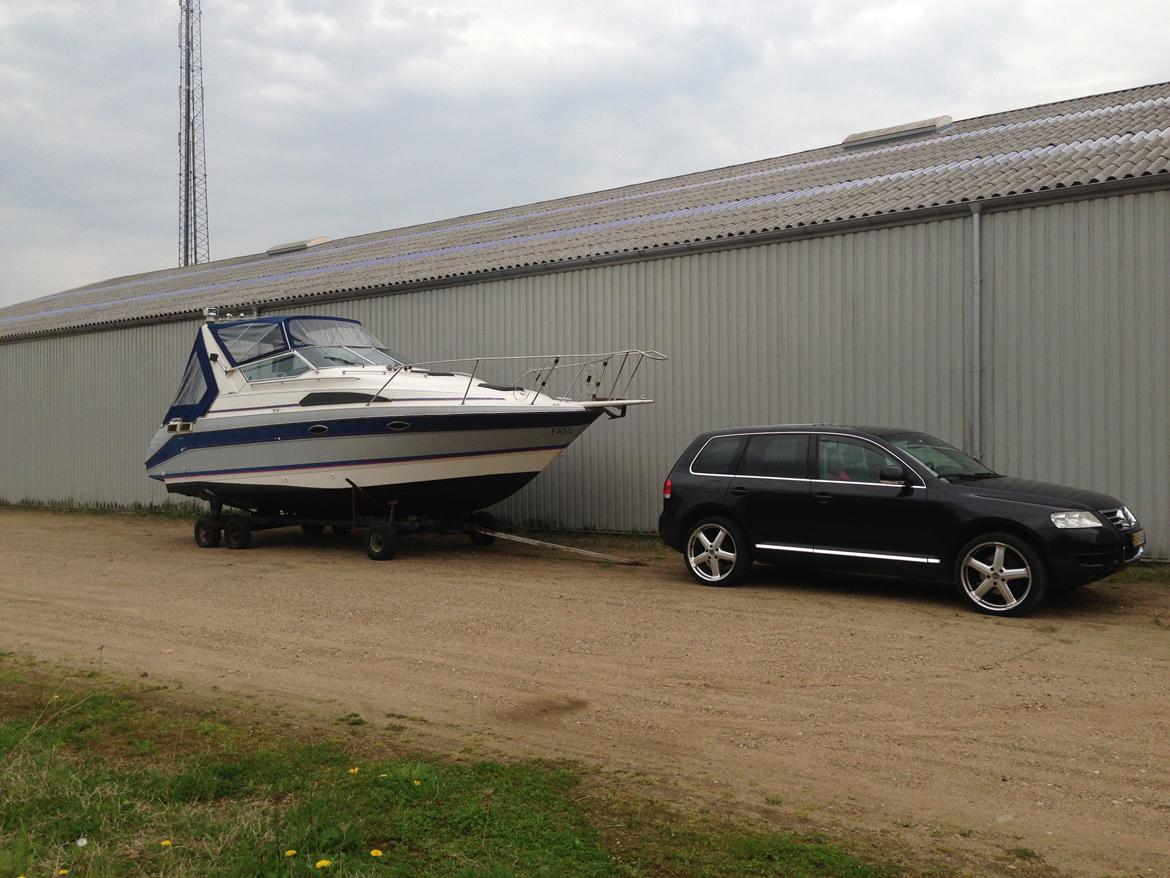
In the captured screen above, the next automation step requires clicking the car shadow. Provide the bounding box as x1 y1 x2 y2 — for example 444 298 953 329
740 563 1137 619
741 563 960 611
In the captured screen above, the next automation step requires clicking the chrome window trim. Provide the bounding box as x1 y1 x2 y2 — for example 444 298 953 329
755 543 941 564
809 477 926 490
689 429 927 487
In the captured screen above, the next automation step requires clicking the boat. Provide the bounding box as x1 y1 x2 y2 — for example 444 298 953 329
144 313 663 525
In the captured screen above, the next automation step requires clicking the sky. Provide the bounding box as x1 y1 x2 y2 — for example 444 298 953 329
0 0 1166 309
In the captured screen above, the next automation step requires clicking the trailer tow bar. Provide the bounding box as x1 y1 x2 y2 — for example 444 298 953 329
471 529 643 566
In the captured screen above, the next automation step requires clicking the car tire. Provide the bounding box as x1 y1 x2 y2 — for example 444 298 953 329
955 532 1048 615
683 517 751 586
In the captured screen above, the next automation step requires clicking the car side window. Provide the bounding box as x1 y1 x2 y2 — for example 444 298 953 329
817 437 898 483
740 433 809 478
691 436 745 475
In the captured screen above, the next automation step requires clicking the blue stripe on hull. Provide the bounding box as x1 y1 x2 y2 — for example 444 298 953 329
157 443 567 481
145 408 598 470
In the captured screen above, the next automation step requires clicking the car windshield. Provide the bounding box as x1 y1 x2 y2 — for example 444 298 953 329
883 431 998 479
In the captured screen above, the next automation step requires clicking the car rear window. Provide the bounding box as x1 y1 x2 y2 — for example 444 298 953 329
741 433 809 478
691 436 744 475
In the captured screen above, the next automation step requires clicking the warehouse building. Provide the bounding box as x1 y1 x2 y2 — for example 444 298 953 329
2 82 1168 552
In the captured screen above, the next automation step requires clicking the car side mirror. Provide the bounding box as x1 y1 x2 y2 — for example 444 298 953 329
879 464 909 485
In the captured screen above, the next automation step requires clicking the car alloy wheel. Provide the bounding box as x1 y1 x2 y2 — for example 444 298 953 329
959 539 1035 613
685 518 749 585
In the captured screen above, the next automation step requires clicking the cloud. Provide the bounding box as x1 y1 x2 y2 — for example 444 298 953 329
0 0 1166 307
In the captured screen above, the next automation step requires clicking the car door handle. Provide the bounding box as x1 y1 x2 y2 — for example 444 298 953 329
729 486 749 496
813 491 833 503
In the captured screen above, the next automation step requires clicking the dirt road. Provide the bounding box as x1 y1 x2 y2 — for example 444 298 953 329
1 508 1167 876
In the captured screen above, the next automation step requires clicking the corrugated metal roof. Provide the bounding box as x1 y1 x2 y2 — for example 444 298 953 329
3 81 1169 341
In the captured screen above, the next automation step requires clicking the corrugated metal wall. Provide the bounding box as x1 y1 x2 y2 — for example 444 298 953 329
981 189 1170 556
2 189 1166 556
0 319 203 507
274 216 972 532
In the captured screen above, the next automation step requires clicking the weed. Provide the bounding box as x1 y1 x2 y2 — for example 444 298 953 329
0 658 903 877
1006 847 1044 861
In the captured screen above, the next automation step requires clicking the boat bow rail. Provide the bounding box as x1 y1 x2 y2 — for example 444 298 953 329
387 348 669 407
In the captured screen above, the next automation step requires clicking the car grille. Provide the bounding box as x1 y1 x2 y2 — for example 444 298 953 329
1101 506 1136 529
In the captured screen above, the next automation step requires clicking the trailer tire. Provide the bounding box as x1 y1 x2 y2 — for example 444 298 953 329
194 517 221 548
365 522 396 561
470 511 497 545
224 518 252 550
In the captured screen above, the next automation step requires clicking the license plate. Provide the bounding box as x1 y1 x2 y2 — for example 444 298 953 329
1133 529 1146 548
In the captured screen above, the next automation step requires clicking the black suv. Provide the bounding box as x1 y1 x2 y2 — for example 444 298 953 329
658 426 1145 615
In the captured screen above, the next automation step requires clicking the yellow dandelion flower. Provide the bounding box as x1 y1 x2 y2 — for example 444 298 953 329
370 848 383 857
285 849 297 857
58 871 70 876
161 839 173 847
347 766 359 775
412 778 421 786
315 859 332 869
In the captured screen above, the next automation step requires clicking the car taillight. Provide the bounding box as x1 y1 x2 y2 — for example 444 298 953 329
662 477 672 499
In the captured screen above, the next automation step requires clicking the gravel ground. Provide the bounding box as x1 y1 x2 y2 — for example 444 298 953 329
1 507 1167 877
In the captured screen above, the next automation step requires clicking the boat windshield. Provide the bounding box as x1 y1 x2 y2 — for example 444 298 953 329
346 346 405 367
299 346 375 368
884 431 998 479
297 345 405 369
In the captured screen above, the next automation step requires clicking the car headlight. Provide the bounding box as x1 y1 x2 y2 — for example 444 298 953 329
1050 510 1103 529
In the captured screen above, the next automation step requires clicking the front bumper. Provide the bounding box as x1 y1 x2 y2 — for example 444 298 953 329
1040 521 1146 587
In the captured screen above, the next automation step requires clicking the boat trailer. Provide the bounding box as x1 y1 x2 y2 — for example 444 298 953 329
191 490 642 566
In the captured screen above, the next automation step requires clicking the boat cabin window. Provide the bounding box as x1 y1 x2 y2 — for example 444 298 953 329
300 346 371 368
240 352 312 381
288 318 382 349
216 322 288 364
172 351 208 406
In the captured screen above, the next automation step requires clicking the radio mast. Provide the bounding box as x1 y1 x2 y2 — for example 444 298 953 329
178 0 209 266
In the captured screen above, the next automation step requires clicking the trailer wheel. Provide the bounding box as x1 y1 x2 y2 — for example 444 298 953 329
224 517 252 550
194 516 221 548
364 522 396 561
470 512 497 545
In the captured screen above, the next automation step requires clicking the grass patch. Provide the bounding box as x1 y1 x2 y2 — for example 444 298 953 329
0 658 901 877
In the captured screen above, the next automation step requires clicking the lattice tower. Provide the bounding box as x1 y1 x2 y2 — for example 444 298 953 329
178 0 209 265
